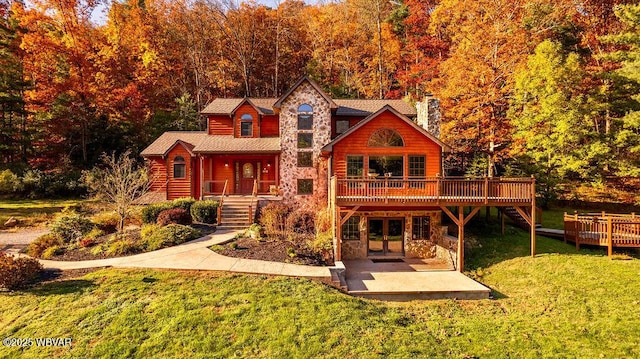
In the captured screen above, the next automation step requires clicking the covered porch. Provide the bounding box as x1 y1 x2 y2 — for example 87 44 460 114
200 153 280 197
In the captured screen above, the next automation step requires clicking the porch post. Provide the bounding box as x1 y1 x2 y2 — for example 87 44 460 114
457 206 464 272
199 155 204 200
531 176 536 257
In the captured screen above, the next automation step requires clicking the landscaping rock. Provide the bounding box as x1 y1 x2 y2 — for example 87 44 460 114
4 217 19 228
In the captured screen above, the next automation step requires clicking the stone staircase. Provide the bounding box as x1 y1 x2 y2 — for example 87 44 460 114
217 196 256 231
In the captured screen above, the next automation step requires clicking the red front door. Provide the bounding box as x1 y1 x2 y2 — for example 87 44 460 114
239 162 256 194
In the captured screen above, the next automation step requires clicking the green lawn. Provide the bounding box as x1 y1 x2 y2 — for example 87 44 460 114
2 220 639 358
0 199 84 228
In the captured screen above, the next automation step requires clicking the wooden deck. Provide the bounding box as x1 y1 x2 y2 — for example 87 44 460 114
564 212 640 256
332 176 534 206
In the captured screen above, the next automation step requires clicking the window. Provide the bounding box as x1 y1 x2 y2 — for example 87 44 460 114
346 156 364 177
173 156 186 179
336 120 349 135
342 216 360 240
297 104 313 130
368 156 403 178
297 133 313 148
412 216 431 240
368 128 404 147
409 156 426 178
242 163 254 178
240 114 253 137
297 179 313 195
297 151 313 167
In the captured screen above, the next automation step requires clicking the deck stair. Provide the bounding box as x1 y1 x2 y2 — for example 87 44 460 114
217 196 255 231
502 206 542 230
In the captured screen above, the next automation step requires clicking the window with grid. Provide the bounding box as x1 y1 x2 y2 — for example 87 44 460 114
412 216 431 240
297 152 312 167
297 179 313 195
297 133 313 148
342 216 360 240
409 155 426 188
346 156 364 177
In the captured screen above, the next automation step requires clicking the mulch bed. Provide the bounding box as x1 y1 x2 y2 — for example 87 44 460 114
45 223 216 262
212 237 334 266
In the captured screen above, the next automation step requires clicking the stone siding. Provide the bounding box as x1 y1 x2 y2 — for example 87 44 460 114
278 81 332 211
341 210 442 260
416 95 441 138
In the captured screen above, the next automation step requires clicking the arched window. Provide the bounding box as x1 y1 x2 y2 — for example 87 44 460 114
240 114 253 137
367 128 404 147
242 163 254 178
173 156 186 179
297 104 313 130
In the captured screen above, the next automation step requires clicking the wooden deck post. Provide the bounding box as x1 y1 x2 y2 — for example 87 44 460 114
531 176 536 257
457 206 464 272
607 216 613 258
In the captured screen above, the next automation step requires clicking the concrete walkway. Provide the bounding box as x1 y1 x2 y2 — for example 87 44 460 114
36 230 331 280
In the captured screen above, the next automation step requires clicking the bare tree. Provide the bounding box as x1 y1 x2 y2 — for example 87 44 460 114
83 150 151 232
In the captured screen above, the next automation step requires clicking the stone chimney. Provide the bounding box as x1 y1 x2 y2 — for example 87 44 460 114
415 94 441 138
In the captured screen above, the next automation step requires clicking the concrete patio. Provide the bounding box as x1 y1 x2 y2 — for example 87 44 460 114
342 259 491 300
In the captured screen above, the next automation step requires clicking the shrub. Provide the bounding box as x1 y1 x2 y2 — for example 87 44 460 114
79 238 95 248
157 208 192 226
140 224 201 251
190 200 219 224
141 202 174 224
172 197 196 212
90 245 105 256
259 202 290 238
140 223 160 239
91 211 120 233
41 245 64 259
83 228 105 240
105 239 138 256
285 210 315 235
309 231 334 256
50 213 94 243
315 208 332 234
0 169 21 194
0 253 43 290
26 233 63 258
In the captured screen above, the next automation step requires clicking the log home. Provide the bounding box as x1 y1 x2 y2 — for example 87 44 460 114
142 76 536 271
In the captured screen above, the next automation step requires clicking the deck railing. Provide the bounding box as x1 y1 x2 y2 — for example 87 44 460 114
564 212 640 256
333 176 534 205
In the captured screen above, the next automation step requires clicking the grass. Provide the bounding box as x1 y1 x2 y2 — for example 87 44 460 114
2 224 640 358
0 199 84 229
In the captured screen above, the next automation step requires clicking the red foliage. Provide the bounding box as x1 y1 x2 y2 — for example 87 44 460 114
157 208 192 226
0 252 43 290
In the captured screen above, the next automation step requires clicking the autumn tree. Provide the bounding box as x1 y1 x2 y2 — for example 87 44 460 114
83 150 151 233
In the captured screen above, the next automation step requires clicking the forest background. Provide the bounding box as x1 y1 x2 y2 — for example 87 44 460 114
0 0 638 204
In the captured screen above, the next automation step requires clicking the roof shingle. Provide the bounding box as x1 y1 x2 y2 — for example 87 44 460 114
193 136 280 153
140 132 208 157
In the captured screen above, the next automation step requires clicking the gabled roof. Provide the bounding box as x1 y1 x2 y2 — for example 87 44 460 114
201 98 278 115
322 105 450 152
273 75 337 110
193 136 280 153
334 99 416 117
141 132 208 157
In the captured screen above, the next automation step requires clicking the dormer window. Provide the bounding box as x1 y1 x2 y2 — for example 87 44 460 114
240 114 253 137
173 156 186 179
297 104 313 130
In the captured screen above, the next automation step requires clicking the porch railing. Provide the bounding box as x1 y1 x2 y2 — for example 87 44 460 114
334 176 534 204
217 179 228 225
